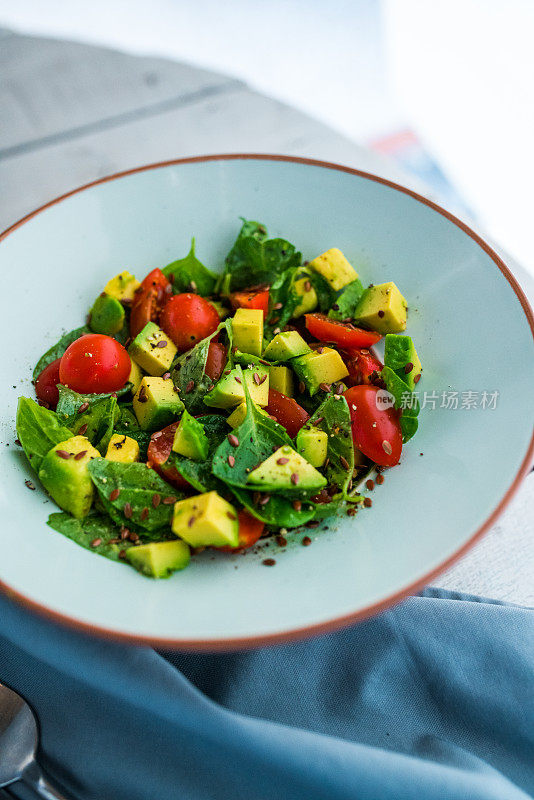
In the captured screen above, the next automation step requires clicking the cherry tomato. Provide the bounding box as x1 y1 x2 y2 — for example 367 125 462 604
344 348 383 386
147 422 191 490
266 389 310 438
205 341 227 383
229 288 269 314
35 358 62 409
130 268 172 338
343 385 402 467
305 313 382 349
218 510 265 552
160 293 219 353
59 334 131 394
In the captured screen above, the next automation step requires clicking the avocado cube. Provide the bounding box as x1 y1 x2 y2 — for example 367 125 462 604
105 433 140 464
296 426 328 467
355 282 407 334
309 248 359 291
133 377 184 431
384 334 421 390
292 276 318 317
172 410 209 460
226 401 270 429
263 331 311 362
232 308 263 356
128 358 144 394
247 445 327 492
291 347 349 395
268 365 294 396
128 322 177 377
38 436 100 519
104 271 141 302
204 366 269 409
89 293 125 335
172 491 239 548
126 540 190 578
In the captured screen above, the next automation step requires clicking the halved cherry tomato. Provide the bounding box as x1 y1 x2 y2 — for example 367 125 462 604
343 385 402 467
266 389 309 438
147 422 191 490
229 288 270 314
218 510 265 552
35 357 62 409
59 334 131 394
205 341 227 383
344 348 383 386
305 313 382 349
130 268 172 338
160 294 219 353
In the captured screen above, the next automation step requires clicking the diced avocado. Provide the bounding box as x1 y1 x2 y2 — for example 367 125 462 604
204 366 269 409
105 433 140 463
88 293 125 335
38 436 100 519
384 334 421 390
172 491 239 548
104 271 141 302
128 359 144 394
226 401 270 429
263 331 311 361
354 282 407 334
172 410 209 460
296 426 328 467
232 308 263 356
308 248 359 291
126 540 190 578
268 365 294 396
328 279 365 321
128 322 177 376
133 377 184 431
210 300 231 320
292 276 318 317
291 347 349 395
247 445 327 492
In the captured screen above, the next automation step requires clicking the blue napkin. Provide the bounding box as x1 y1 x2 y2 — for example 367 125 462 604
0 588 531 800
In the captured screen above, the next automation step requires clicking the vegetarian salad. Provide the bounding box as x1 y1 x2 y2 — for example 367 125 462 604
16 219 422 578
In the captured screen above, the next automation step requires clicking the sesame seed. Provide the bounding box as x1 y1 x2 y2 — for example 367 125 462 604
74 450 87 461
304 280 312 292
140 507 149 521
152 493 161 508
365 479 375 491
414 374 421 384
302 536 312 546
78 402 89 413
262 558 276 566
90 538 102 548
259 374 268 384
273 327 281 335
298 381 305 394
163 496 177 505
273 302 283 310
253 372 261 385
319 382 331 393
129 531 139 542
340 456 350 470
227 454 235 467
378 310 385 318
376 474 384 485
363 497 373 508
120 527 130 540
382 440 393 455
277 457 289 465
276 535 287 547
162 372 171 380
290 472 299 485
404 362 414 374
118 550 127 559
55 450 72 460
292 499 302 511
156 340 168 348
259 494 271 505
25 479 36 490
123 502 133 519
228 434 239 447
110 488 120 501
185 380 195 393
188 516 196 528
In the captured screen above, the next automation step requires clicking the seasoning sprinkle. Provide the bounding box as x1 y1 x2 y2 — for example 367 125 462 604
304 280 312 292
15 438 21 447
277 457 289 465
123 502 133 519
56 450 72 460
120 526 130 540
227 454 236 467
340 455 350 470
259 494 271 506
292 499 302 511
382 440 393 455
290 472 299 485
156 340 168 348
140 507 149 521
378 310 385 318
25 479 36 490
316 346 324 354
363 497 373 508
262 558 276 567
276 535 287 547
74 450 87 461
129 531 139 542
273 302 283 310
162 372 171 380
118 550 127 559
306 520 320 529
253 372 261 385
376 473 385 485
302 536 312 546
414 373 421 384
234 376 242 384
319 382 331 393
298 381 305 394
228 433 239 447
90 538 102 548
163 496 177 505
78 402 89 414
110 488 120 501
259 374 267 384
185 380 195 394
151 493 161 508
404 362 414 374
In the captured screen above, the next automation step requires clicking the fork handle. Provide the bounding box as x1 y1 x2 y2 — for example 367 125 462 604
22 763 70 800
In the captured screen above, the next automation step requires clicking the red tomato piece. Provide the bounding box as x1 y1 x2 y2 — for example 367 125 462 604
266 389 310 438
344 348 383 386
129 268 172 338
141 268 172 295
229 288 270 314
205 341 227 383
35 357 62 409
305 313 382 349
160 294 219 353
218 510 265 552
343 385 402 467
59 334 131 394
147 422 191 490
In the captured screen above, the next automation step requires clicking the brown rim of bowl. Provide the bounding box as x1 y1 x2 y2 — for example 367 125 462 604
1 153 533 651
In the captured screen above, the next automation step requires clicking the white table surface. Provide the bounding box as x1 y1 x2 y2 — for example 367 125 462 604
1 29 532 605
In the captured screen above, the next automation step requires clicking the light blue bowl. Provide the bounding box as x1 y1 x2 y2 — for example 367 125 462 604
1 155 533 649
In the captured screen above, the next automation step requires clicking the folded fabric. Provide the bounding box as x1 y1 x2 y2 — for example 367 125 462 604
0 589 531 800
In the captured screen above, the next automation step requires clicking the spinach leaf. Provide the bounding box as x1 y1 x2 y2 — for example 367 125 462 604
380 366 419 443
307 271 336 312
115 404 139 430
88 459 184 533
56 387 120 454
47 511 134 563
308 394 354 493
16 397 74 473
212 380 292 489
162 238 217 296
170 415 228 492
230 486 316 528
32 326 90 379
171 320 231 414
328 279 365 321
56 384 130 416
221 219 302 291
264 267 306 337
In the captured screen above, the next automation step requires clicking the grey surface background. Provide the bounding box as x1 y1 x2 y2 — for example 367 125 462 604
1 29 533 605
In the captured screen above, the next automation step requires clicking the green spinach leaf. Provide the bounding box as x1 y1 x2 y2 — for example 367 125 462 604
308 394 354 493
380 366 419 443
47 511 134 562
56 387 120 454
162 238 217 296
230 486 316 528
307 271 336 312
171 320 231 414
32 326 90 379
170 415 229 492
328 279 365 321
16 397 74 473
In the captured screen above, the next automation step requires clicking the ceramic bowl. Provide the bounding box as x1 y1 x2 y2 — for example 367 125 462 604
1 155 533 648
